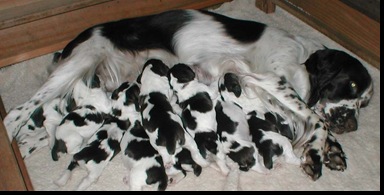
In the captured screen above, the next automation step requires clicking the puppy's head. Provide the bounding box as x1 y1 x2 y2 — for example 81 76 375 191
227 141 256 172
111 82 141 119
304 49 374 134
218 72 242 100
167 63 196 92
137 59 170 84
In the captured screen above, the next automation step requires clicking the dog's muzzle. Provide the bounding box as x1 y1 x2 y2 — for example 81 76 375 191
326 106 358 134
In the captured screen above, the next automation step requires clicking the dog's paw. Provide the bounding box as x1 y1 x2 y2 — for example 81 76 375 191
323 134 347 171
300 146 323 181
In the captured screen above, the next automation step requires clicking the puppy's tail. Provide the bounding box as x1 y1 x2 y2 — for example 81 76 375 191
3 28 115 141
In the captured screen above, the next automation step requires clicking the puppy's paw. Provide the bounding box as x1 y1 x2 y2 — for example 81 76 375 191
300 146 323 181
323 134 347 171
54 170 71 186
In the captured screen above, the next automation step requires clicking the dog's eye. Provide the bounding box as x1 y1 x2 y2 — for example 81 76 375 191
350 81 357 90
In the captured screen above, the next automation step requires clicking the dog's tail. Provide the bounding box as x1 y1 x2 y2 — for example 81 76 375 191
3 28 121 141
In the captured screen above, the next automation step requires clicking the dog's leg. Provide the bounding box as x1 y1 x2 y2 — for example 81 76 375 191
242 73 327 180
300 118 327 180
17 131 48 159
76 162 107 191
210 143 230 176
182 133 210 167
323 131 347 171
55 160 78 186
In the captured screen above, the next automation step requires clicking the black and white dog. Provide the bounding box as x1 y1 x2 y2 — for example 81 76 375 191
218 72 301 170
167 63 229 175
54 81 141 191
51 75 112 161
214 99 268 174
54 114 128 191
111 81 171 191
4 9 373 180
137 59 209 169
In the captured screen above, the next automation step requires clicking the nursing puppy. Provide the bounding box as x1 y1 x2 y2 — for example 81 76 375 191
51 75 112 161
167 63 228 175
121 119 168 191
218 72 301 170
166 147 203 185
5 9 372 180
109 81 167 191
214 98 267 174
55 115 129 191
55 81 141 190
137 59 209 169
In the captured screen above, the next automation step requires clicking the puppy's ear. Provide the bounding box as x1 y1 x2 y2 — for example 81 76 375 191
136 73 142 84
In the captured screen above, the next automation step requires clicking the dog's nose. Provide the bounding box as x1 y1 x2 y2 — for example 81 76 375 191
330 116 358 134
327 107 358 134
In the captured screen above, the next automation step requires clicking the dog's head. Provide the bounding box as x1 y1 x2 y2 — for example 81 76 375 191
137 58 170 84
226 142 256 172
304 49 374 134
167 63 196 92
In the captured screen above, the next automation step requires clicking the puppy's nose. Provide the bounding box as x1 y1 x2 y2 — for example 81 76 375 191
344 117 358 132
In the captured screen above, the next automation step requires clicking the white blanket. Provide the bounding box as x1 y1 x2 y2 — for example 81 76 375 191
0 0 380 191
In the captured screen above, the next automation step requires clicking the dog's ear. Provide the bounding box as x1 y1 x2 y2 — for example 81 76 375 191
111 81 130 100
304 49 342 107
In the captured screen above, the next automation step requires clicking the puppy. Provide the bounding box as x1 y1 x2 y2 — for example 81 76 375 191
107 80 167 191
167 63 228 175
214 99 267 174
55 115 129 190
166 147 203 185
218 72 301 169
121 119 168 191
137 59 209 169
51 75 112 160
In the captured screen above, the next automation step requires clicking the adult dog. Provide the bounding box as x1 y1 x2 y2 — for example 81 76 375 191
4 9 373 180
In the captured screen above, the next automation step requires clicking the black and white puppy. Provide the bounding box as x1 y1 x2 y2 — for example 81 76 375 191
51 75 112 161
55 81 142 190
55 115 129 191
214 99 267 174
121 119 169 191
167 63 229 175
218 72 301 169
111 81 168 191
5 9 373 180
166 147 203 185
137 59 209 169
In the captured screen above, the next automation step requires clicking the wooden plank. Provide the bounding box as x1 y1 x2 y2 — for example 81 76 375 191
255 0 276 13
270 0 380 70
0 0 230 69
0 96 33 191
0 0 111 30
